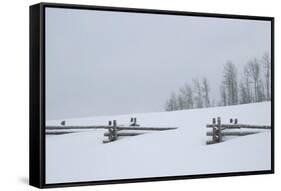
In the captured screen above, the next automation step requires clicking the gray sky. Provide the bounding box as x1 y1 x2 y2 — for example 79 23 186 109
46 7 271 120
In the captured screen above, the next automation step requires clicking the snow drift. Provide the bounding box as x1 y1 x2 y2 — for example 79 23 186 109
46 101 271 184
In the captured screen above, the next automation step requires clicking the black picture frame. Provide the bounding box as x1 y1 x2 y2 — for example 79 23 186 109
30 2 274 188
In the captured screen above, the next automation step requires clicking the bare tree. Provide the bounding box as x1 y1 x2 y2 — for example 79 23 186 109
245 59 264 102
262 52 271 100
177 94 185 110
193 79 203 108
179 83 193 109
239 81 249 104
165 92 178 111
242 64 253 103
202 78 211 107
222 61 238 105
257 79 266 102
165 98 173 111
220 84 227 106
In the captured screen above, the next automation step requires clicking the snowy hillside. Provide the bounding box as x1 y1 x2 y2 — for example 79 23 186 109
46 101 271 184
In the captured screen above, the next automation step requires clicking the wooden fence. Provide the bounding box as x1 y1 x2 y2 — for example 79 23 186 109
46 125 177 131
102 120 177 143
46 117 178 143
206 117 271 144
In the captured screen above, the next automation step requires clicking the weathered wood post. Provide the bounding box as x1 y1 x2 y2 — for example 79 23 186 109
103 121 112 143
217 117 222 142
108 120 113 141
103 120 117 143
230 118 238 124
106 120 118 142
112 120 118 141
61 120 66 126
108 127 114 141
130 117 137 126
212 118 216 143
212 117 222 143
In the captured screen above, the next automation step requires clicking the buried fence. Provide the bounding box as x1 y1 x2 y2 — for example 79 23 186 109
206 117 271 145
45 117 178 143
102 120 177 143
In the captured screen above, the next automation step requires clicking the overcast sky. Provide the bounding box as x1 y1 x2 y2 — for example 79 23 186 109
45 7 271 120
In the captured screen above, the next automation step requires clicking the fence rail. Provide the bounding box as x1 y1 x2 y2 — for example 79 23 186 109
207 131 261 136
206 117 271 144
102 120 177 143
104 132 144 136
206 124 271 129
45 131 76 135
46 117 178 143
46 125 177 131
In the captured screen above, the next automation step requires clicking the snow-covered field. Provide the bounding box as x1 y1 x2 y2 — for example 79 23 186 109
46 102 271 184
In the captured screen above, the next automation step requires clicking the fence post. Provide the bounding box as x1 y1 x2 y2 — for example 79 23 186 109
217 117 222 142
112 120 118 140
106 120 118 142
212 118 216 143
212 117 222 143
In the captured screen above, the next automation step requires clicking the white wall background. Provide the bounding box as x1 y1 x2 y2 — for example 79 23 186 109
0 0 279 190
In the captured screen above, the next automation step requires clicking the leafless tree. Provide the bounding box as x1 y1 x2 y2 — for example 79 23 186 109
177 94 185 110
202 78 211 107
245 59 264 102
179 83 194 109
257 79 266 102
239 81 249 104
220 84 227 106
242 64 253 103
262 52 271 100
165 92 178 111
222 61 238 105
193 79 203 108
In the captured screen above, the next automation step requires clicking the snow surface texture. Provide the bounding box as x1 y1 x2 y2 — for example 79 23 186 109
46 102 271 184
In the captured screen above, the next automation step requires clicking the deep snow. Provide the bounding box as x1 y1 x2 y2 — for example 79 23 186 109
46 102 271 184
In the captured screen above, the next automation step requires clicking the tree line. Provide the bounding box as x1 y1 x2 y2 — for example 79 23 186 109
165 52 271 111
